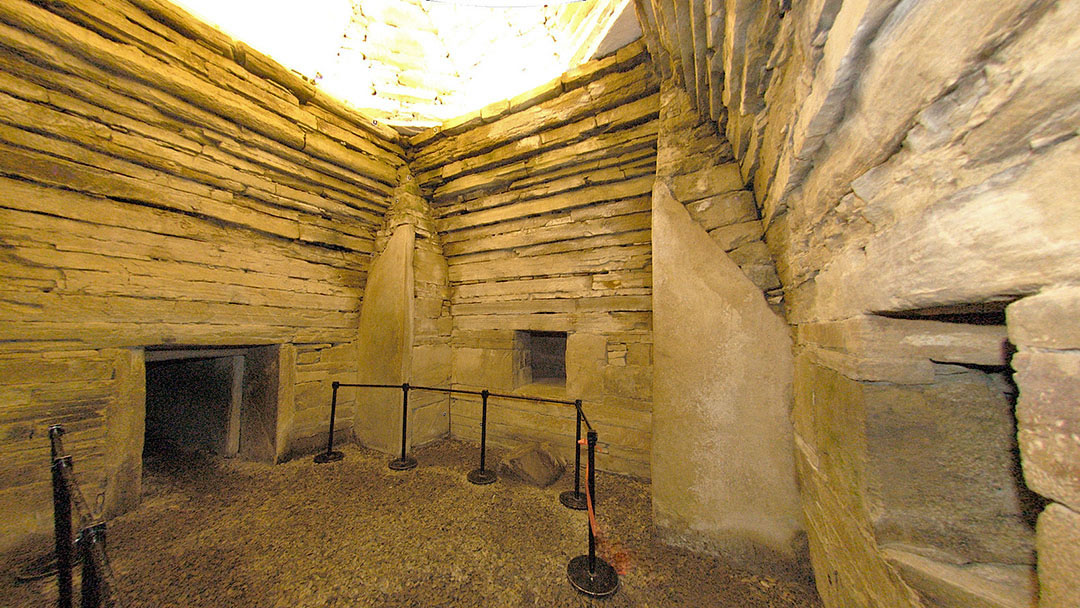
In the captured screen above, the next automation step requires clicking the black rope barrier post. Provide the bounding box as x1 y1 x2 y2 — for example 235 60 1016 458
559 401 587 510
567 429 618 598
79 523 106 608
388 383 417 471
467 390 497 485
51 453 74 608
314 381 345 463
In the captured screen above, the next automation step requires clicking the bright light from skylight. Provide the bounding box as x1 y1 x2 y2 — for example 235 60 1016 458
169 0 634 127
174 0 352 79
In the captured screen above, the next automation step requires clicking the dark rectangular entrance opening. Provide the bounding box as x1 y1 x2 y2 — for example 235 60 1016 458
143 345 279 463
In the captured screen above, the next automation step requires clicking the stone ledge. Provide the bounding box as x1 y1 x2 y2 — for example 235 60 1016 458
883 546 1036 608
1007 287 1080 350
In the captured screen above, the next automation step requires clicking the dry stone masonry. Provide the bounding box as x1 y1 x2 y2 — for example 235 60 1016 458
0 0 404 549
640 0 1080 607
410 40 658 478
1 1 1079 608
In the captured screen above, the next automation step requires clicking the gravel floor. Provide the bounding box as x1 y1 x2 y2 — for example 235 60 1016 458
5 439 822 607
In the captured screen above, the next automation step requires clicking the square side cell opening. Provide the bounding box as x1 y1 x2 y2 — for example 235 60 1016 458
514 330 567 387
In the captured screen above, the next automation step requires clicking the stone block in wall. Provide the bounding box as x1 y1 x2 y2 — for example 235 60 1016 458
866 368 1036 565
103 348 145 518
411 398 449 447
414 296 446 324
709 219 764 251
685 190 758 231
658 146 734 178
411 343 452 387
882 547 1037 608
276 343 297 463
670 161 744 201
1014 350 1080 511
451 330 515 350
804 344 934 385
414 247 449 284
1038 503 1080 608
1007 286 1080 350
797 449 923 607
451 346 515 391
728 241 782 292
295 380 332 413
658 79 699 132
603 364 652 400
565 332 607 399
792 353 871 503
627 342 652 366
798 316 1011 370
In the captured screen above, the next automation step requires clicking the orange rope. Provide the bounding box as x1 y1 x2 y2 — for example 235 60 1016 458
578 438 632 574
578 439 601 534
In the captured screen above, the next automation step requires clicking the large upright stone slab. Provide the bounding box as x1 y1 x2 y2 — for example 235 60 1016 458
1038 503 1080 608
354 224 415 454
103 348 145 518
651 180 803 573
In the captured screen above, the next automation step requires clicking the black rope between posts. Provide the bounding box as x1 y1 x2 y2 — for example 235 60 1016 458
316 380 619 597
318 382 594 472
48 425 121 608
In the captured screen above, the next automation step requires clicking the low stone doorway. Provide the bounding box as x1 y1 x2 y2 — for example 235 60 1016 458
143 345 280 463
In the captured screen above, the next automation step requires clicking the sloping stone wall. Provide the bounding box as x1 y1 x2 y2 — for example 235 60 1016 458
651 77 802 576
410 42 658 477
0 0 404 553
645 0 1080 605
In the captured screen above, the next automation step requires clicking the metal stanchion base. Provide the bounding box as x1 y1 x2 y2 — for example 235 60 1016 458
567 555 619 598
388 456 417 471
313 451 344 464
467 469 497 485
559 490 588 510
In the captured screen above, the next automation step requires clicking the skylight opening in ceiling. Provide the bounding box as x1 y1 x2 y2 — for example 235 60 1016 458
427 0 585 6
171 0 638 128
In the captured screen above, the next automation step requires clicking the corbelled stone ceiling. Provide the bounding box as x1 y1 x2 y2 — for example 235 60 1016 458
174 0 642 130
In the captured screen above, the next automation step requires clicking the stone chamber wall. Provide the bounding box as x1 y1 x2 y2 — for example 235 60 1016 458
0 0 405 553
638 0 1080 606
408 41 658 477
4 0 1080 605
650 76 804 575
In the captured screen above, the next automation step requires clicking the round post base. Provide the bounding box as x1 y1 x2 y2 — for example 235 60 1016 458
567 555 619 598
467 469 497 485
388 456 417 471
313 451 344 464
466 468 494 488
559 490 587 510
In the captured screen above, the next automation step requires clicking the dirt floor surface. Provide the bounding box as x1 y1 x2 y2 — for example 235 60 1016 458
4 439 822 607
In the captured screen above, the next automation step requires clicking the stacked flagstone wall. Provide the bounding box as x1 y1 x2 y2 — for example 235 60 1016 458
0 0 404 552
409 41 658 477
637 0 1080 605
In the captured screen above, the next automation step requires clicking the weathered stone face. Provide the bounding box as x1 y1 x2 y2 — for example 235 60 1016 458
408 43 658 479
3 1 1080 605
651 177 802 574
638 0 1080 602
1037 504 1080 608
